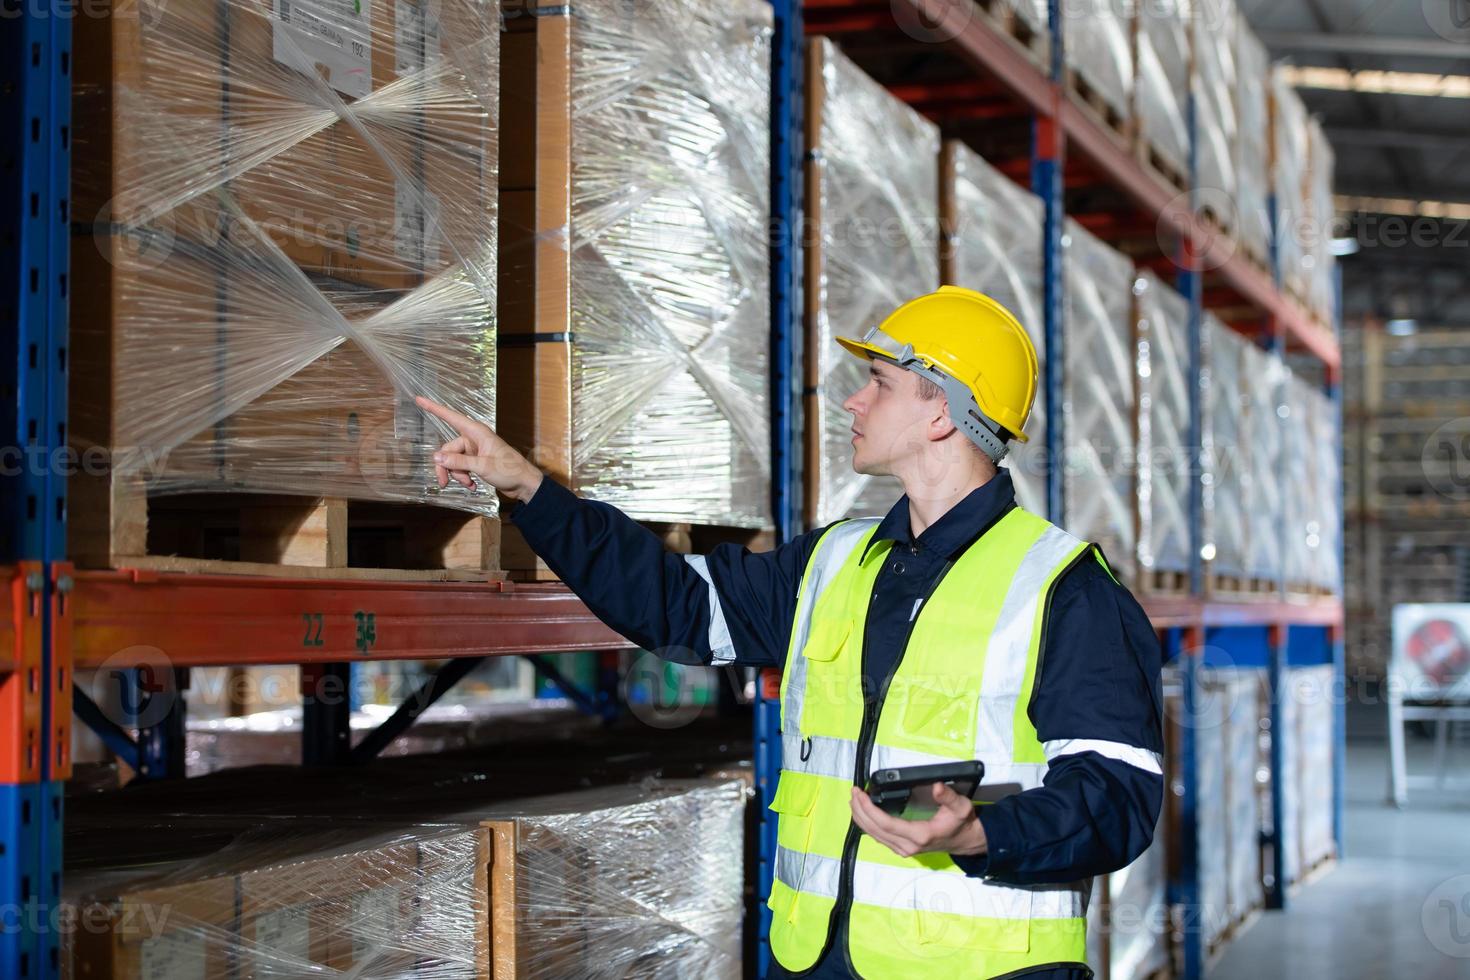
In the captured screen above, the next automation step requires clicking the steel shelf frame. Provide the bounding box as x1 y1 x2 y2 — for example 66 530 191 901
5 0 1346 975
764 3 1347 979
3 0 72 971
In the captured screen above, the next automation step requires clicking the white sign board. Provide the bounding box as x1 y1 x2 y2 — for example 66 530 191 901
1392 603 1470 702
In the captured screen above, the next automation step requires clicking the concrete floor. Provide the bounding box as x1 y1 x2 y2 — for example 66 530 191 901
1211 717 1470 980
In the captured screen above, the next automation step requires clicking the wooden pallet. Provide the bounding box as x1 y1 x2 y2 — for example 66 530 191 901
1207 573 1280 600
1064 68 1131 147
1208 905 1263 961
1283 581 1338 601
73 485 505 581
1140 567 1191 596
1136 138 1188 195
972 0 1049 66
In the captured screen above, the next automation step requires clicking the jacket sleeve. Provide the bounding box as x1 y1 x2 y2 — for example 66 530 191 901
507 475 831 668
950 552 1166 885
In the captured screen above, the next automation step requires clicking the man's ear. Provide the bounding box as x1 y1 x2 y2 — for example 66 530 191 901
929 400 958 443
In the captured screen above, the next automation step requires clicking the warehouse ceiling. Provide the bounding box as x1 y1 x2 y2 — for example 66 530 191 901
1240 0 1470 328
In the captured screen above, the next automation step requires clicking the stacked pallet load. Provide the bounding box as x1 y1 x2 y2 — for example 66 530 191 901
1085 812 1171 980
65 777 747 978
1270 68 1312 317
1201 315 1253 596
1292 665 1337 878
1345 326 1470 674
941 141 1048 514
1062 0 1133 137
70 0 505 578
1303 121 1337 327
1231 13 1273 268
1134 273 1193 594
1063 220 1139 584
1242 341 1287 592
1194 671 1230 955
1271 665 1339 889
1132 0 1191 190
1282 374 1340 596
1193 0 1238 217
804 38 940 525
497 0 774 574
1000 0 1052 66
1201 667 1268 946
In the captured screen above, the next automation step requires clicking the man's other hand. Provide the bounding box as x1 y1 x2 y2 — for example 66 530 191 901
415 395 545 503
849 782 988 859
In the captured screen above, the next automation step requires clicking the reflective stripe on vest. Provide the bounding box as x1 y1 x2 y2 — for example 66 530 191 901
769 507 1094 977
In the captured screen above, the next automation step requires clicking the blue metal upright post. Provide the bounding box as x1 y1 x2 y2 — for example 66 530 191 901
1265 623 1289 910
1180 92 1204 598
2 0 72 972
1037 0 1065 524
1329 262 1346 860
1175 627 1205 980
759 0 804 973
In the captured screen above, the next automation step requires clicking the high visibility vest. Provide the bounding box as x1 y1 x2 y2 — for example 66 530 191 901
768 506 1107 978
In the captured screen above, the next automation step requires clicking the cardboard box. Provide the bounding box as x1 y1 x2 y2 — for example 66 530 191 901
495 0 773 557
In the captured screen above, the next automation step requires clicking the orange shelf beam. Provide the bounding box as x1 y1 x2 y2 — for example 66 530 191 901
71 569 636 669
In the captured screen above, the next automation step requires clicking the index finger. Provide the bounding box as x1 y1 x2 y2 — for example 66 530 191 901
414 395 479 434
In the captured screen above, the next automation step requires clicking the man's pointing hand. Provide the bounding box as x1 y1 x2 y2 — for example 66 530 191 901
415 395 545 503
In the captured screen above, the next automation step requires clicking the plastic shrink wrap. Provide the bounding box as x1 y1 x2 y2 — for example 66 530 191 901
499 0 773 528
1293 665 1336 871
1271 68 1311 305
942 141 1047 514
1192 669 1227 950
1006 0 1051 55
1305 119 1337 326
1283 372 1334 590
1063 220 1138 585
1063 0 1133 125
70 0 506 559
64 777 747 979
1200 668 1266 936
1135 273 1192 581
1201 315 1248 580
1107 812 1171 980
1192 0 1238 205
805 38 940 526
1134 0 1192 180
1307 384 1342 593
1231 21 1271 263
1240 340 1284 584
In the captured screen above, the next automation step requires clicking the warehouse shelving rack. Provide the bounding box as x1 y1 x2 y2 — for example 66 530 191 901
4 2 1342 980
755 2 1346 979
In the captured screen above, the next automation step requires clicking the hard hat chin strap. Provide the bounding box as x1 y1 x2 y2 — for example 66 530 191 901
878 348 1011 464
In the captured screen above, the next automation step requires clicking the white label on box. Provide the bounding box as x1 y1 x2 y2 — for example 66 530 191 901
253 907 312 968
138 930 207 979
272 0 373 101
395 0 442 77
350 886 406 964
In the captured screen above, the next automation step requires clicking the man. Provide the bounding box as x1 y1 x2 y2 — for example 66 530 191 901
417 285 1163 979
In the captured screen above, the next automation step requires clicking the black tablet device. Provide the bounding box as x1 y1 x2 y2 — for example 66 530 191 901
865 760 985 820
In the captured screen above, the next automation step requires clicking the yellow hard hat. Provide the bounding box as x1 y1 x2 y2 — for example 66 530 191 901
835 285 1039 461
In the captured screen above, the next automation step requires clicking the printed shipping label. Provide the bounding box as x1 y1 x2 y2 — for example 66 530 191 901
272 0 373 100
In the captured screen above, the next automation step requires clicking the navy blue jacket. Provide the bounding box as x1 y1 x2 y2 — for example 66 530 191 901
509 467 1165 980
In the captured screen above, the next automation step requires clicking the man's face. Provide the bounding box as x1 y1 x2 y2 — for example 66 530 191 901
842 358 939 476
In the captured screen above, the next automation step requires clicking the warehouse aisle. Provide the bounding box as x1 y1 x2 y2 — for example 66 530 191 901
1211 730 1470 980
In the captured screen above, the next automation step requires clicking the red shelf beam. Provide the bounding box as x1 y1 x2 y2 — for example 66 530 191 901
70 570 636 669
1142 594 1344 632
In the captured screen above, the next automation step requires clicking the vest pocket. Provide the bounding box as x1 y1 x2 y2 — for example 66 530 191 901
799 614 851 663
893 680 979 759
913 879 1032 952
767 772 821 915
